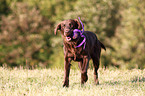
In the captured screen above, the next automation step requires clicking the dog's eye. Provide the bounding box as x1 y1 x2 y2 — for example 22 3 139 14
62 24 65 27
69 24 71 26
69 23 73 28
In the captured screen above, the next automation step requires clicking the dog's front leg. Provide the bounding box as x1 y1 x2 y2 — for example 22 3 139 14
78 56 90 84
63 57 71 87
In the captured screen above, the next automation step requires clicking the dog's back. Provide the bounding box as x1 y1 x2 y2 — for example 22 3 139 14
83 31 106 55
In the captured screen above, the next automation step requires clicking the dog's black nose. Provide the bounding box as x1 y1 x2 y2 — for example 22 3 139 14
64 29 70 33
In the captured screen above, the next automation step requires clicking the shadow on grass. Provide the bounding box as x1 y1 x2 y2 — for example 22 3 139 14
103 77 145 85
103 81 122 85
131 76 145 83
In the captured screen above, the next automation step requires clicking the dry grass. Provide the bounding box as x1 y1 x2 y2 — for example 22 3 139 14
0 67 145 96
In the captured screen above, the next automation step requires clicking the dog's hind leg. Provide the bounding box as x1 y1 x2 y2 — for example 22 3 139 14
91 43 101 85
92 57 100 85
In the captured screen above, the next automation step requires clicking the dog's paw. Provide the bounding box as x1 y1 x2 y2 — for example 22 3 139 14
94 79 99 85
63 81 69 87
81 73 88 84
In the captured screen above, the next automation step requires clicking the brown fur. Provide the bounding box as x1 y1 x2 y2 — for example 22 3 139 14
54 19 106 87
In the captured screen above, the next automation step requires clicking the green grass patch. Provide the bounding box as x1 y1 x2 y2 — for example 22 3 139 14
0 67 145 96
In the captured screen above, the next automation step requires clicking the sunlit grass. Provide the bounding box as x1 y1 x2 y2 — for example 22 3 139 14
0 67 145 96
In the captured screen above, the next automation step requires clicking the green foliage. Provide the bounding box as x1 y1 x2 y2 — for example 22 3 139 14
0 0 144 69
0 3 52 68
0 0 10 16
21 0 77 21
110 0 145 69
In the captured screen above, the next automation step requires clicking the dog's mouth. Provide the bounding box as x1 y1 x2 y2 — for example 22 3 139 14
66 34 73 41
66 37 71 41
66 31 80 41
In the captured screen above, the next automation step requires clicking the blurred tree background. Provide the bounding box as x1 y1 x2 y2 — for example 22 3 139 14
0 0 144 69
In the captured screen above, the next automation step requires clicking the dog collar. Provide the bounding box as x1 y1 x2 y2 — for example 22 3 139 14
73 17 86 49
73 29 86 49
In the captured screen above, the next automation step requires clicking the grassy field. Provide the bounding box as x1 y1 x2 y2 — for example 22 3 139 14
0 67 145 96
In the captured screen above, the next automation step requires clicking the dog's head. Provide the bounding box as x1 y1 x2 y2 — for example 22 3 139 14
54 19 82 41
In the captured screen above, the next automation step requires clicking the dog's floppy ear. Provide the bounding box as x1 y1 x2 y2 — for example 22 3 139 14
74 19 82 30
54 23 61 35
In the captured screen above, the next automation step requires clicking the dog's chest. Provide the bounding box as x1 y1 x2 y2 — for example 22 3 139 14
71 47 82 55
64 41 86 61
68 44 84 60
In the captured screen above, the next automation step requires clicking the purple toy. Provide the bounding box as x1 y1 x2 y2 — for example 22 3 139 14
73 17 86 49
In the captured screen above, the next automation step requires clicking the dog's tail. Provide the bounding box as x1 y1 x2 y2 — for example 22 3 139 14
99 40 106 51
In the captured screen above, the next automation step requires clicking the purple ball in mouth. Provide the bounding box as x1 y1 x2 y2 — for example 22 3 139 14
72 32 79 39
66 30 80 41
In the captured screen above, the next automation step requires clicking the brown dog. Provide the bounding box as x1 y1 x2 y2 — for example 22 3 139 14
54 19 106 87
